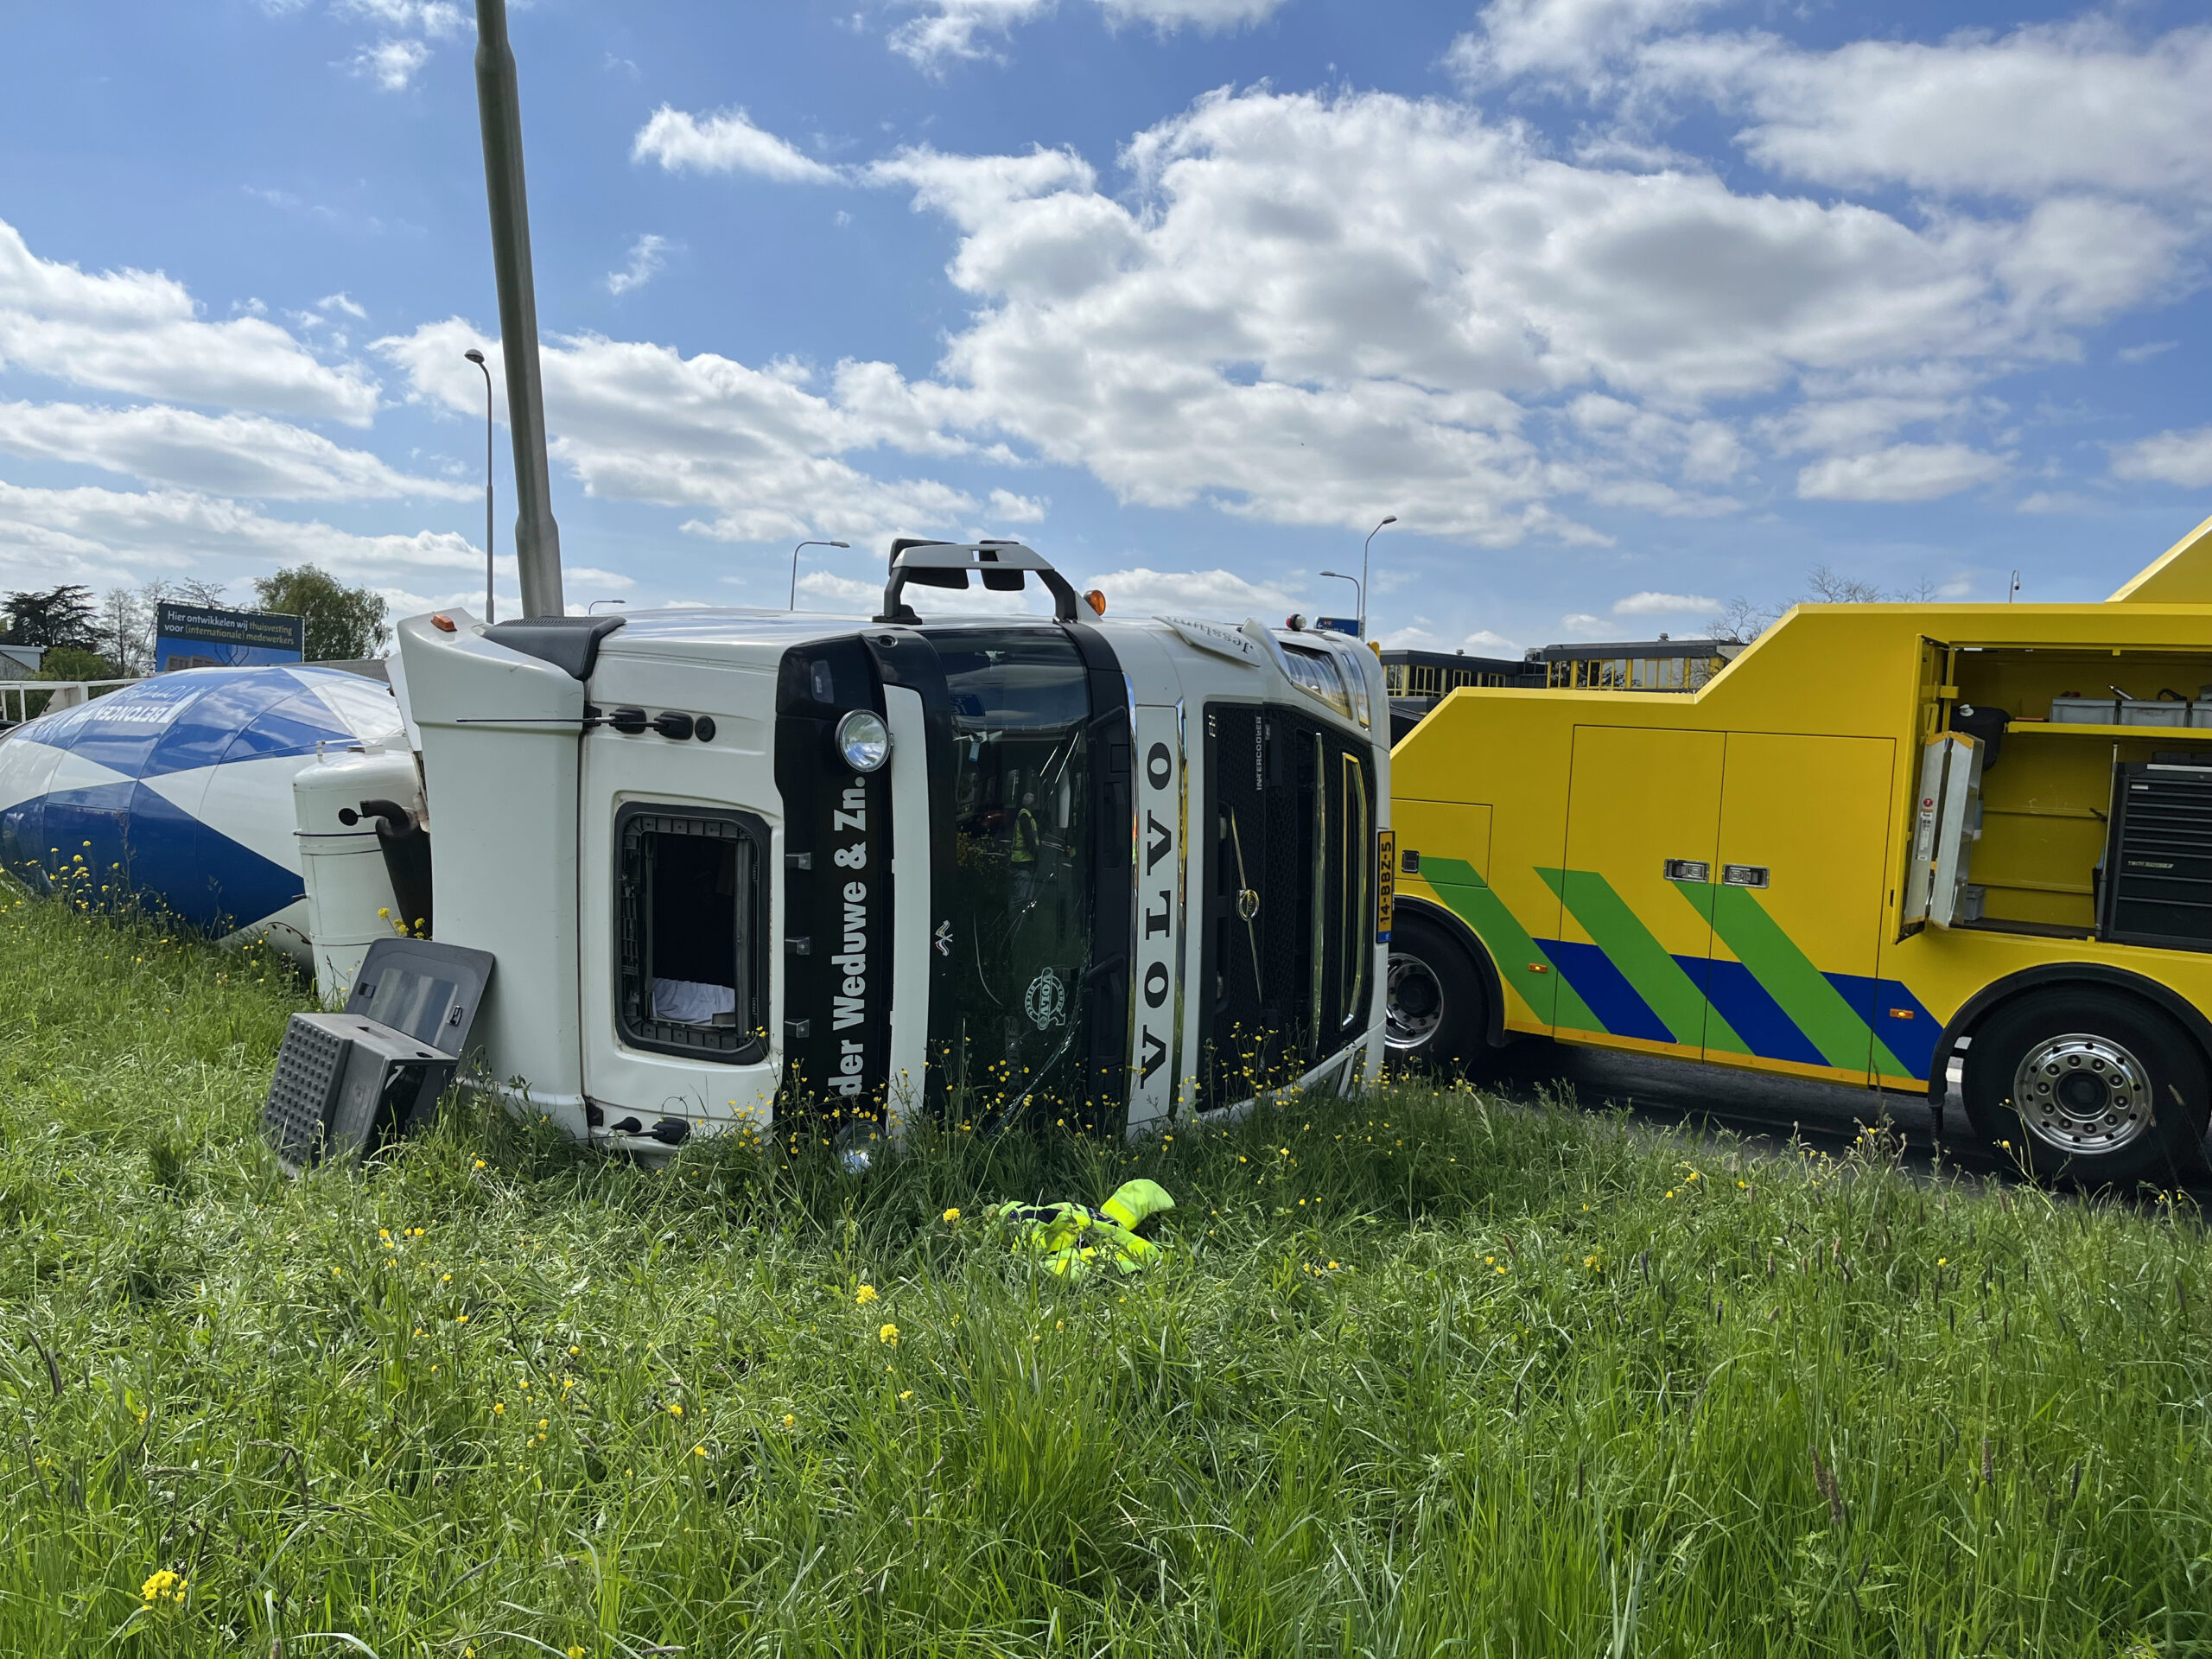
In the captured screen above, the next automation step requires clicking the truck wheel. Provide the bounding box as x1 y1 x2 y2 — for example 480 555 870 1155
1385 911 1488 1074
1961 988 2209 1186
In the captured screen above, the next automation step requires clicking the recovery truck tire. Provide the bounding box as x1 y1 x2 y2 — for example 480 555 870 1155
1961 987 2210 1186
1385 910 1490 1076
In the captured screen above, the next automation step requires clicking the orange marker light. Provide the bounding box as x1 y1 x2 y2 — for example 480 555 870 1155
1084 588 1107 616
430 613 457 632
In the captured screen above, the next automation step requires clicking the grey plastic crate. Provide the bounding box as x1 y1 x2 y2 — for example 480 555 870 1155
2120 699 2191 728
264 1012 457 1176
2050 696 2120 724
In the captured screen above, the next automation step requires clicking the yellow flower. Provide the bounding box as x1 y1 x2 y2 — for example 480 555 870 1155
378 1229 390 1239
569 1344 581 1355
493 1402 505 1415
1666 1189 1676 1198
139 1568 183 1604
669 1403 683 1416
1936 1257 1948 1267
692 1445 706 1457
569 1649 585 1659
455 1313 468 1324
943 1208 960 1224
539 1418 549 1431
783 1413 795 1428
899 1389 913 1402
474 1159 487 1170
855 1284 879 1306
878 1323 899 1347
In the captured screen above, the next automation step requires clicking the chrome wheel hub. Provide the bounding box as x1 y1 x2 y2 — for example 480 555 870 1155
1385 953 1444 1051
2012 1033 2152 1154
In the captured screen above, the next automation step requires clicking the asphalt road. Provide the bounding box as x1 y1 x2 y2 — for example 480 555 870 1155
1473 1039 2008 1182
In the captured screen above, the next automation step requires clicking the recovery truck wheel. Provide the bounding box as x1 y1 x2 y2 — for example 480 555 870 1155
1961 987 2210 1186
1385 911 1489 1075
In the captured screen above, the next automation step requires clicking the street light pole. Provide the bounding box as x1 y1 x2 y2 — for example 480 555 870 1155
1319 569 1362 631
1359 515 1396 641
789 539 850 608
464 348 495 623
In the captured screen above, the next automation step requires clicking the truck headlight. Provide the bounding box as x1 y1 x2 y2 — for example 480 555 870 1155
835 709 892 772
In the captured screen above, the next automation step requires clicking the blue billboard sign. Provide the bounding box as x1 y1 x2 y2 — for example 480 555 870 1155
153 602 304 671
1313 616 1361 638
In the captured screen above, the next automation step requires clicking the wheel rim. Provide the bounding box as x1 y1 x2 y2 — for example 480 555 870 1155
2012 1032 2154 1155
1385 952 1444 1051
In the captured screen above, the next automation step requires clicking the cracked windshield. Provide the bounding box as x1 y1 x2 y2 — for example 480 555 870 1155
934 630 1093 1117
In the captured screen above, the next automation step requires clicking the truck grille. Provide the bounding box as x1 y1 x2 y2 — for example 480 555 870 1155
1196 702 1373 1107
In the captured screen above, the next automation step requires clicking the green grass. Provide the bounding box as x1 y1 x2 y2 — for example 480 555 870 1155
4 881 2212 1657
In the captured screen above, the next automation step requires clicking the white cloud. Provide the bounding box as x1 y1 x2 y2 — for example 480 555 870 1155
338 0 462 37
1796 443 2010 502
631 107 842 183
887 0 1286 69
1612 589 1716 615
0 402 472 501
0 217 377 423
1079 565 1297 620
607 234 673 298
1463 628 1521 655
2111 426 2212 489
1449 0 1726 86
986 486 1046 523
318 292 368 321
351 38 430 92
1560 613 1611 636
564 566 637 591
1647 22 2212 203
0 480 481 595
2118 340 2177 365
889 0 1049 67
863 88 2108 543
376 318 985 546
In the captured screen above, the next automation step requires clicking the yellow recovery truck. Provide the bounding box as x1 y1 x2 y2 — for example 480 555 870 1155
1387 513 2212 1185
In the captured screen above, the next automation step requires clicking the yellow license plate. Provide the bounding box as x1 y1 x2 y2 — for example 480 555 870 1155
1376 829 1396 941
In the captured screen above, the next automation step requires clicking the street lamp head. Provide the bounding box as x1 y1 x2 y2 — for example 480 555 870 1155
1320 569 1348 580
1380 514 1397 526
464 348 486 365
829 540 850 549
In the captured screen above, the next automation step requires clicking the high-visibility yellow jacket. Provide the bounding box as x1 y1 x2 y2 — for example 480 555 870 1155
984 1179 1174 1279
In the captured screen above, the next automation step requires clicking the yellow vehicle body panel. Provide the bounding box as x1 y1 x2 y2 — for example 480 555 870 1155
1394 531 2212 1094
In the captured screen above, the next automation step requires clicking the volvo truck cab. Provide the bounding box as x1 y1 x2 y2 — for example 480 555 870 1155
396 540 1391 1154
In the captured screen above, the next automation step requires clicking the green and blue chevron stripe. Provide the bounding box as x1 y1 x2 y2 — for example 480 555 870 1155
1416 856 1936 1079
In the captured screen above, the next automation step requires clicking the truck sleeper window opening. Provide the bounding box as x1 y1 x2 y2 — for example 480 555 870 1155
616 805 768 1064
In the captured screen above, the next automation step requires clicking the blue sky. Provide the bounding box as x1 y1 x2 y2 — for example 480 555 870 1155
1 0 2207 654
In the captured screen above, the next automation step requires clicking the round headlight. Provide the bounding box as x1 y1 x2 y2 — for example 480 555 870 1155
835 709 892 772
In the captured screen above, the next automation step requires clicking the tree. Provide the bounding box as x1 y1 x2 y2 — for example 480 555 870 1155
1705 566 1942 644
251 566 391 662
3 585 99 650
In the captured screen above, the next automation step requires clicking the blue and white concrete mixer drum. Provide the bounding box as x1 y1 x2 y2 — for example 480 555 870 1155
0 666 406 961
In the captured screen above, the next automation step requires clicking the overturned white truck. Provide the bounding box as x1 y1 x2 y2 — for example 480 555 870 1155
264 0 1390 1161
376 542 1392 1154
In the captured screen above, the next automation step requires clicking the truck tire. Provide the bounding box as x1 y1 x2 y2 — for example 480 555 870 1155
1385 910 1489 1074
1961 987 2210 1186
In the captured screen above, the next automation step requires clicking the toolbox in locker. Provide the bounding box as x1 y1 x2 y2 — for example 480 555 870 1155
2100 761 2212 950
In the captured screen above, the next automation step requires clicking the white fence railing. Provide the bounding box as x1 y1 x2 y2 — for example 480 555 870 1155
0 678 144 727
